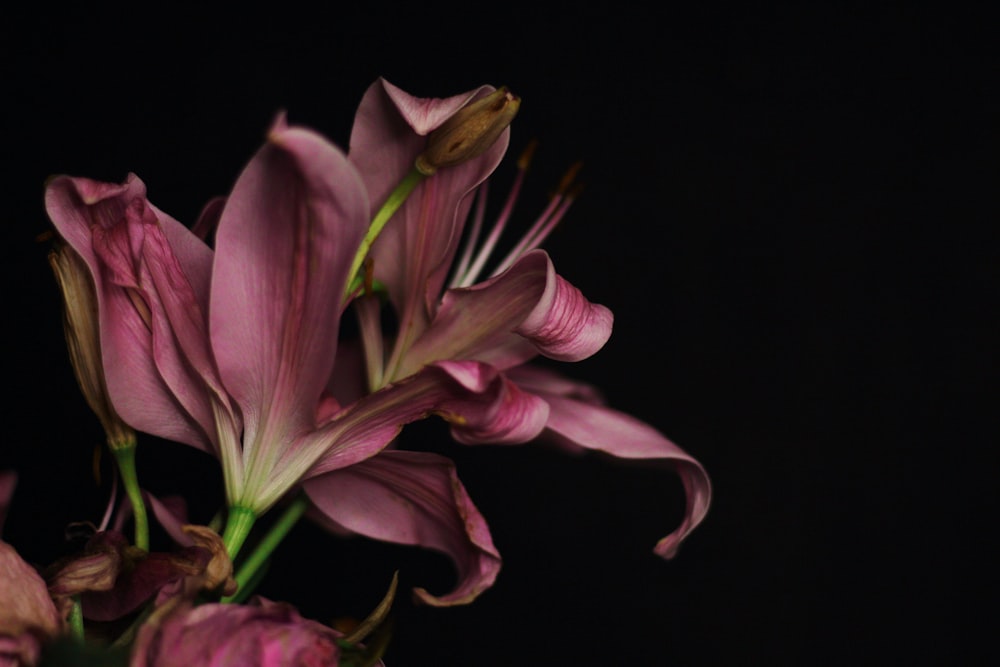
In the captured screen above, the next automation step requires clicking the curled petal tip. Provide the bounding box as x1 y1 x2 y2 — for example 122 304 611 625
266 111 291 141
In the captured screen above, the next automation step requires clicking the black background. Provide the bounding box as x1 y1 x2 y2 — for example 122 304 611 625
2 5 993 666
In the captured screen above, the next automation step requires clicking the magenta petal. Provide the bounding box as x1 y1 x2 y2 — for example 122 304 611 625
303 450 501 606
533 390 711 559
210 119 368 452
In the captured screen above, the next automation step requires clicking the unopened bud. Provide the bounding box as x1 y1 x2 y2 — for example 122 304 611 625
49 242 135 450
416 86 521 175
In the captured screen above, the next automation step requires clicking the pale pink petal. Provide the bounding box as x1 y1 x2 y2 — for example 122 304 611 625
210 118 369 458
396 250 612 378
381 79 481 136
303 450 501 606
349 79 510 315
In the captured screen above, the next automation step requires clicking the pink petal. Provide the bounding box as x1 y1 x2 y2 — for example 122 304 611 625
521 377 712 559
381 79 480 136
303 361 548 482
502 363 606 405
210 119 369 457
430 360 550 445
45 175 220 452
349 79 510 317
190 195 227 243
132 212 237 449
397 250 613 378
303 450 501 606
112 491 194 547
513 251 614 362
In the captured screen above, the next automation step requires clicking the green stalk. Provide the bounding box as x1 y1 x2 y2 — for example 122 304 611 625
111 442 148 551
68 595 84 641
221 505 257 560
344 167 426 301
222 494 309 603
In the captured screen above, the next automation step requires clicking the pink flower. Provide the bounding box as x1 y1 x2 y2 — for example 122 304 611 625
130 597 379 667
321 78 711 560
45 114 504 602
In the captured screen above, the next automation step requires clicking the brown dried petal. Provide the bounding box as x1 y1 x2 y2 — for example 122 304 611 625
181 525 237 596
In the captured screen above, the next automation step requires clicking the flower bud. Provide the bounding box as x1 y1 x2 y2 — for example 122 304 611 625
48 242 135 450
416 86 521 175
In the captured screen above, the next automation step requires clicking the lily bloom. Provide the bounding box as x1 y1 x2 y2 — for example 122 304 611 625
44 115 509 603
336 78 711 558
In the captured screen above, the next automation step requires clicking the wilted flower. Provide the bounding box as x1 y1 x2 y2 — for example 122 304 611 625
45 526 235 623
130 597 382 667
1 473 63 667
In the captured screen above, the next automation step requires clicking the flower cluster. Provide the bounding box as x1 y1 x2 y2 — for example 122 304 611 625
2 79 711 666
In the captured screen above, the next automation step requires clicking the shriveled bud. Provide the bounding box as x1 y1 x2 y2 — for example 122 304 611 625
416 86 521 175
48 242 135 450
181 525 237 596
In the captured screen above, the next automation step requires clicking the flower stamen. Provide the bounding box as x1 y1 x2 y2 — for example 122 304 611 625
451 147 582 287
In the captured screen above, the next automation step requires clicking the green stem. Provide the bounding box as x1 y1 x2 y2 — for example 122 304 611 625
344 167 426 302
221 505 257 560
68 595 84 641
222 495 309 603
111 442 148 551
